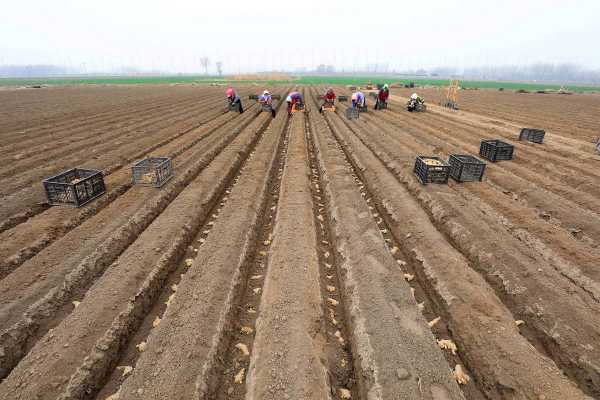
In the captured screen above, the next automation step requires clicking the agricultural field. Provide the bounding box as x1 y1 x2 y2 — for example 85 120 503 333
0 84 600 400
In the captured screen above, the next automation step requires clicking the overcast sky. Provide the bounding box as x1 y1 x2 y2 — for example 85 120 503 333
2 0 599 73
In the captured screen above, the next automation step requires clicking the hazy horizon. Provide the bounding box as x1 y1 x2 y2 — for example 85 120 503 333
3 0 600 74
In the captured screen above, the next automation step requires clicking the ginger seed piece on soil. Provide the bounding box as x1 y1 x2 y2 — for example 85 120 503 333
118 365 133 377
171 284 178 292
326 285 336 293
235 343 250 356
453 364 471 385
253 287 261 295
428 316 441 328
390 246 398 255
250 275 263 280
105 390 120 400
184 258 194 267
327 298 339 306
165 293 175 306
259 250 267 257
136 341 147 352
403 273 415 282
198 238 206 244
263 240 271 246
152 316 161 328
438 339 458 355
234 368 245 384
339 388 352 399
241 326 254 335
515 320 525 326
72 301 81 308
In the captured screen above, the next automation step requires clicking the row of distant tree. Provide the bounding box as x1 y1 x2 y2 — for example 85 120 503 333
1 62 599 84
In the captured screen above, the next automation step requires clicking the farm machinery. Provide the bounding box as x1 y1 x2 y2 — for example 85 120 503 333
441 79 460 110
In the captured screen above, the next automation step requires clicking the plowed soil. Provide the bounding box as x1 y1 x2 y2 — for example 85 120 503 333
1 84 599 400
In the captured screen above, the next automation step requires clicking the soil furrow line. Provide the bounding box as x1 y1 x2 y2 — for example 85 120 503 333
0 98 221 184
0 104 267 381
326 98 592 399
332 99 600 397
244 112 331 400
0 107 275 399
107 100 289 400
0 100 257 232
347 108 600 292
0 94 208 153
0 101 261 277
308 89 466 399
371 104 600 251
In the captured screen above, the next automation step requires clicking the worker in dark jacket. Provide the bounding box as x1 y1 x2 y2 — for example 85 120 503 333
286 91 303 115
319 87 336 113
226 87 244 114
375 84 389 110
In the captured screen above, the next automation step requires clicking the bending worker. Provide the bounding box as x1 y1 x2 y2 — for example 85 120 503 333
226 87 244 114
319 87 336 113
259 90 276 118
286 91 304 115
351 91 366 109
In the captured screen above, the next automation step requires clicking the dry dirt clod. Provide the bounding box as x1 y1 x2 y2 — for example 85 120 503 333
390 246 399 255
241 326 254 335
170 284 178 292
234 368 245 384
198 238 206 244
334 330 345 345
397 259 407 266
417 302 425 311
136 341 147 352
152 316 161 328
438 339 458 355
235 343 250 356
339 388 352 399
428 317 441 328
453 364 471 385
317 214 324 222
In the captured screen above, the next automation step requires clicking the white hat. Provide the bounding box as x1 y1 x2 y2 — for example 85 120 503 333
411 93 418 99
263 90 270 95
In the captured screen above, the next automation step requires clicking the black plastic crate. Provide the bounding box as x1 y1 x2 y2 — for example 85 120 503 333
414 156 450 184
345 107 359 120
132 157 173 187
448 154 486 182
479 139 514 162
43 168 106 207
519 128 545 144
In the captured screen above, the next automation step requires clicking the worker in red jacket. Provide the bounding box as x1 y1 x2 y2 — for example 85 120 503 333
375 84 389 110
319 87 336 113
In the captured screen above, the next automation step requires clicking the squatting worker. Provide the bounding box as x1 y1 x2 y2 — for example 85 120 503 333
351 91 366 109
226 87 244 114
259 90 276 118
319 87 336 113
286 91 303 115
